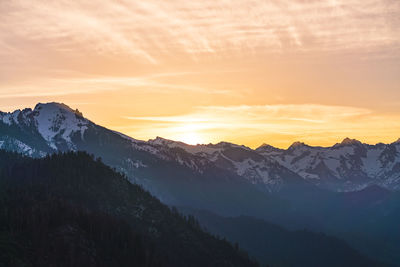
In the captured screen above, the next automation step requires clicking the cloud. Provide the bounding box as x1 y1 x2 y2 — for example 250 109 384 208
126 104 371 126
0 71 235 98
1 0 399 65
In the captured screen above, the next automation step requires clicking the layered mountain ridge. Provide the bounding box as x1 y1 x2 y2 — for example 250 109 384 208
257 137 400 191
2 102 400 265
1 102 400 192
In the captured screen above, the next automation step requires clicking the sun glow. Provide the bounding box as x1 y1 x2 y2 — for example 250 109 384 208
171 123 206 145
123 104 400 149
3 1 399 149
176 131 204 145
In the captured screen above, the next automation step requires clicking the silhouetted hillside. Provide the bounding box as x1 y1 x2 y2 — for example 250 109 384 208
0 150 258 267
180 208 387 267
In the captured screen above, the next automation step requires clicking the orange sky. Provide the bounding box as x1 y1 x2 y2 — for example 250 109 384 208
0 0 399 148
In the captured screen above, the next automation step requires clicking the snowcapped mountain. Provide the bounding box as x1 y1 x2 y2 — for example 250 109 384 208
0 101 304 192
148 137 305 191
257 138 400 191
0 102 287 216
0 103 89 155
1 102 400 192
3 102 400 266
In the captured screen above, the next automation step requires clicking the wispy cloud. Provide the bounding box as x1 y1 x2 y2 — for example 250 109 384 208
1 0 398 101
0 71 235 98
126 104 371 124
1 0 399 64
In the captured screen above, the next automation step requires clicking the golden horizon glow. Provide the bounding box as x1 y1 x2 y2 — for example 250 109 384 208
118 104 400 149
1 0 399 148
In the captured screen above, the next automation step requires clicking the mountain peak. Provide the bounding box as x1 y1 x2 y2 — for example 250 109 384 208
31 102 89 148
34 102 84 118
288 141 307 150
339 138 362 146
256 143 282 153
148 136 179 146
215 141 237 147
213 141 252 151
34 102 72 112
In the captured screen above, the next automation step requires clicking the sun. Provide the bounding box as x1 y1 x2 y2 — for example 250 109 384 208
178 131 204 145
170 123 207 145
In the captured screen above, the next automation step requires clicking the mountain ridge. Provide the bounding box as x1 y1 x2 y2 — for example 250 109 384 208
1 102 400 192
1 102 400 265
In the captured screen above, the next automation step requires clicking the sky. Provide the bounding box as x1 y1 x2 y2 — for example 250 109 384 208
1 0 399 148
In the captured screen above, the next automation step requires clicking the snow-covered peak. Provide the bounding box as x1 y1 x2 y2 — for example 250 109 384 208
32 102 88 149
212 141 251 150
288 141 308 150
0 110 20 125
0 107 34 125
148 136 182 146
256 143 282 153
336 137 363 147
147 137 218 155
34 102 75 113
0 102 90 151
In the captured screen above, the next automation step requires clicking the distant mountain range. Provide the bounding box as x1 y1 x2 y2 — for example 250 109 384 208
1 102 400 266
1 102 400 192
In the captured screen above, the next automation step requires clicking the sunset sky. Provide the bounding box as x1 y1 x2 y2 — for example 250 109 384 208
1 0 399 148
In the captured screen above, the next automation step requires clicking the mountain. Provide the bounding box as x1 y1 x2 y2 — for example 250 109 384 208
1 102 400 265
0 103 293 220
0 103 87 156
148 137 308 192
179 208 385 267
257 138 400 191
0 103 308 192
2 102 400 193
0 150 258 267
0 149 392 267
1 103 399 231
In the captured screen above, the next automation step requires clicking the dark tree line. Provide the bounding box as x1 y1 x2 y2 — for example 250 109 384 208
0 150 259 267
